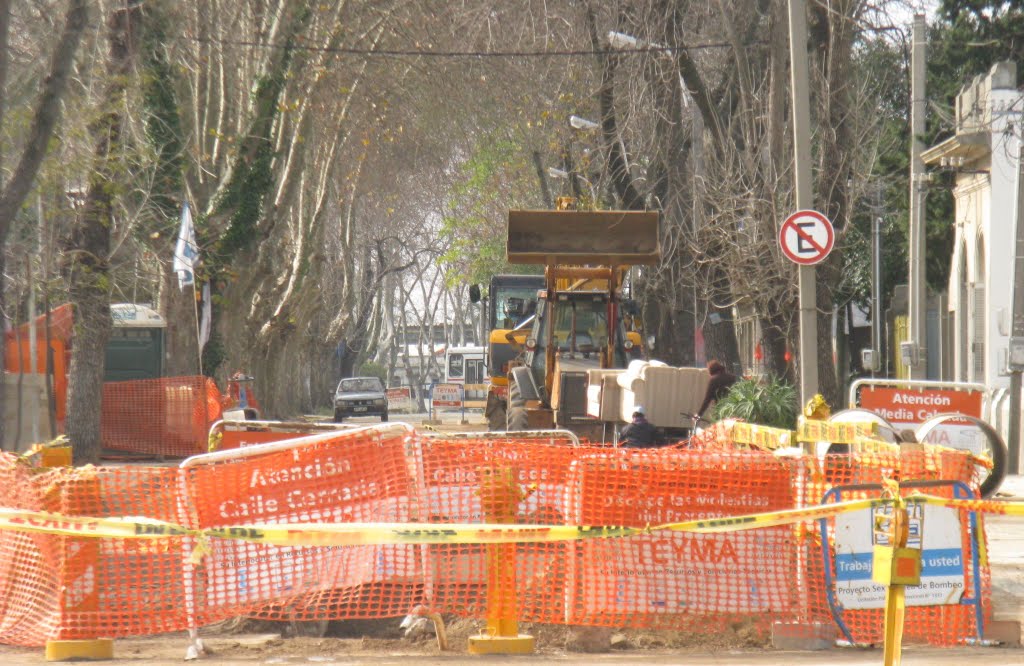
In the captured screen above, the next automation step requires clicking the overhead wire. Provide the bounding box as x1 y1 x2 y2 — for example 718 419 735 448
178 34 734 58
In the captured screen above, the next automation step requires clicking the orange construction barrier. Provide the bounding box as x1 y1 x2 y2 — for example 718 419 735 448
101 376 222 457
0 428 990 649
178 425 421 630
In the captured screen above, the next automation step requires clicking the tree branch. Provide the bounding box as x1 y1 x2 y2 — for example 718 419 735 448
0 0 87 236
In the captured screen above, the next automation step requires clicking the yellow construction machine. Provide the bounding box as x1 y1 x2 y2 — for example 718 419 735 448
484 207 660 439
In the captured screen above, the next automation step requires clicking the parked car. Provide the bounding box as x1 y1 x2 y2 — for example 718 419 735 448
333 376 388 422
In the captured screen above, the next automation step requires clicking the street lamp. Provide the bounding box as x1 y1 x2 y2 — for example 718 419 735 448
606 31 670 55
569 115 600 132
547 166 597 202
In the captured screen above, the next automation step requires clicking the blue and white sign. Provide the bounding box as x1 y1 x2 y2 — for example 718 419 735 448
834 503 965 609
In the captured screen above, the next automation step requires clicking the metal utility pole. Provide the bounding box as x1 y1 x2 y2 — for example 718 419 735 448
788 0 818 404
1007 136 1024 474
908 14 928 378
872 216 883 375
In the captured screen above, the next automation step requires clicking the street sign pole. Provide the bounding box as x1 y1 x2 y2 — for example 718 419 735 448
1008 136 1024 474
788 0 817 405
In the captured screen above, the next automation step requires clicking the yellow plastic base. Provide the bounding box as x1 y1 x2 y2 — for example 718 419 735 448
467 633 535 655
40 446 72 468
45 638 113 661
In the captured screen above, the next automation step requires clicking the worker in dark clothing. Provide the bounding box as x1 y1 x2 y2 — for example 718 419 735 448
620 406 662 447
697 359 738 419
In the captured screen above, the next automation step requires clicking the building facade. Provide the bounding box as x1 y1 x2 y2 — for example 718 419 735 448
923 62 1022 390
922 62 1023 453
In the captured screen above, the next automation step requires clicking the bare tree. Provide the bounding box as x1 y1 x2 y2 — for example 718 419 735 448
65 3 140 464
0 0 87 447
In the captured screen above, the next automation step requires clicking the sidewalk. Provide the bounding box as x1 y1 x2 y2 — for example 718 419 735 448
998 474 1024 498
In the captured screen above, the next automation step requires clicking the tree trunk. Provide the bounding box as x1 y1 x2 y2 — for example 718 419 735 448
0 0 87 450
699 263 741 372
759 312 792 381
65 4 137 464
139 1 193 376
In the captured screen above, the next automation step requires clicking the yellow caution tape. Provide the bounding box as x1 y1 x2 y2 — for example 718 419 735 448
913 494 1024 516
728 422 793 450
796 418 878 444
0 508 192 539
207 523 642 546
656 498 882 533
3 494 1024 546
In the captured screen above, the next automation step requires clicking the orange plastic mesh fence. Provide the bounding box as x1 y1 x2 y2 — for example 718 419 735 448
0 456 184 645
179 425 422 628
0 429 991 647
101 376 223 457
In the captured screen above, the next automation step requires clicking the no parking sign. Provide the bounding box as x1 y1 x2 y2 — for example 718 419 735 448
779 210 834 265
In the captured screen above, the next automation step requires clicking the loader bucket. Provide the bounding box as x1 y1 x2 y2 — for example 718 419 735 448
507 210 661 266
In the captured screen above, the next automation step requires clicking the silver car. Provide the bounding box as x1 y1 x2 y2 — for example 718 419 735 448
333 376 388 422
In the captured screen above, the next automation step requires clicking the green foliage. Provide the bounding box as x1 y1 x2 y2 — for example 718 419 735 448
139 4 184 228
201 331 226 379
357 361 388 383
217 140 275 260
712 377 798 431
932 0 1024 111
921 2 1024 288
836 36 913 309
439 134 542 287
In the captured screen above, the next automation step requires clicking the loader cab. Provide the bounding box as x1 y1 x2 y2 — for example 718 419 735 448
478 274 546 379
521 290 631 403
487 274 544 330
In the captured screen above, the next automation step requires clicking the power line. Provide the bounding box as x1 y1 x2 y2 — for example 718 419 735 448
181 34 733 58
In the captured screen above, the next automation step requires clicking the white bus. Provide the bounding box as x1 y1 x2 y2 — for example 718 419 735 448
444 345 487 400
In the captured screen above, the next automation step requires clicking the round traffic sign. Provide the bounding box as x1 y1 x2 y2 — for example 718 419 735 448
779 210 834 265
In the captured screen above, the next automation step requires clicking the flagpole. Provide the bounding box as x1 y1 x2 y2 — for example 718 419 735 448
193 283 204 376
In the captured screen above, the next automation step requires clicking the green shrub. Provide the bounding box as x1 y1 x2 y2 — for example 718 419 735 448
357 361 388 383
711 376 798 430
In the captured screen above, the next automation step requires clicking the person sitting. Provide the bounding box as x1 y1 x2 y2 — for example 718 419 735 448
620 406 662 448
697 359 739 419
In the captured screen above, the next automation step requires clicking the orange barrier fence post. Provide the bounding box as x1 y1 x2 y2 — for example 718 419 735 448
468 466 535 654
43 468 114 661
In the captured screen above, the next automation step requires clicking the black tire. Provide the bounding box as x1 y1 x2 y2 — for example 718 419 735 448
333 410 344 423
506 376 529 431
487 403 507 431
381 411 389 422
485 391 507 431
915 413 1008 499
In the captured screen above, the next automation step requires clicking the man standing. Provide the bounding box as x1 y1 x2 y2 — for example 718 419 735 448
697 360 738 419
620 406 661 447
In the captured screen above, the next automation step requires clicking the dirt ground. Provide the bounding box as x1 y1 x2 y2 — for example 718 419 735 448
1 618 1023 665
0 618 770 664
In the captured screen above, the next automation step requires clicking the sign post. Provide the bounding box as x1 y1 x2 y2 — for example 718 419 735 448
1008 134 1024 474
430 383 464 425
779 209 835 404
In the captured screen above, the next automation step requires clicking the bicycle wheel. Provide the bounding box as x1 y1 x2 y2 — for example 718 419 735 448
914 413 1008 499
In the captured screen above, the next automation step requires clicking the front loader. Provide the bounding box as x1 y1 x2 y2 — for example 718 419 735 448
501 208 660 440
